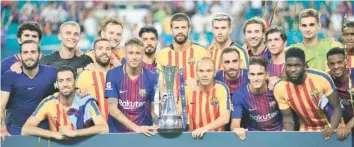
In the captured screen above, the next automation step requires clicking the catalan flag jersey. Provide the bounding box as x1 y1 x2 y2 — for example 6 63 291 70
186 81 231 131
333 68 354 124
1 54 20 76
121 58 158 73
32 93 101 131
347 55 354 69
274 69 336 131
76 70 109 120
85 49 125 66
232 84 283 131
207 42 249 70
287 39 343 71
214 69 249 96
105 65 157 132
268 62 284 78
1 65 57 134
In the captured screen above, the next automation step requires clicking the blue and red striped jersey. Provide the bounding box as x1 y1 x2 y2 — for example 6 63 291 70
215 69 249 96
334 68 354 124
268 62 284 78
248 47 271 59
231 84 282 131
105 65 157 133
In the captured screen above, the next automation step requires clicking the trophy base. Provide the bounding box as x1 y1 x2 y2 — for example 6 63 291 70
157 128 183 134
157 115 183 134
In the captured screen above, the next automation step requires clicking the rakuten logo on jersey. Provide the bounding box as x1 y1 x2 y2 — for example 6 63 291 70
250 111 279 122
119 99 146 109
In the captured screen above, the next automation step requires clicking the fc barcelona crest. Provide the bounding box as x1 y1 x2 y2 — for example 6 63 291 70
210 97 219 105
310 89 320 101
188 58 195 65
139 89 146 97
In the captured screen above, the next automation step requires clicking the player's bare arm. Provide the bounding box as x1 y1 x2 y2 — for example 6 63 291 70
1 91 11 141
281 108 295 131
21 116 65 140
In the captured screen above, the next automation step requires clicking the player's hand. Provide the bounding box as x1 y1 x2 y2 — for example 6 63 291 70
75 49 83 57
111 58 121 67
134 125 157 137
10 62 22 74
349 88 354 94
51 131 65 140
186 78 198 90
192 127 208 139
267 76 280 90
323 127 335 140
336 126 351 141
59 126 77 138
233 128 248 141
84 63 95 71
1 127 11 141
76 88 90 97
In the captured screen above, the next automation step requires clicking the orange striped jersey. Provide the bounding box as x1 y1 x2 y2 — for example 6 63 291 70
273 69 336 131
85 49 125 65
76 70 109 120
207 42 249 70
156 42 208 101
185 81 231 131
32 93 101 131
347 55 354 69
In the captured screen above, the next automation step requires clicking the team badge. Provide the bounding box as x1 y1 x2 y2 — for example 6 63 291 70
310 89 320 101
210 97 219 105
139 89 146 97
188 57 195 65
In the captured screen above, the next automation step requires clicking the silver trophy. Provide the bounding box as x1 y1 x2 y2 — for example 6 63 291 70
157 66 183 134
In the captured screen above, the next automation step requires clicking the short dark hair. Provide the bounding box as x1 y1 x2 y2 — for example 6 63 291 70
299 8 319 24
170 13 191 28
93 38 111 49
248 57 268 71
342 21 354 32
220 47 240 59
57 66 77 80
124 37 144 47
265 26 287 42
285 47 306 63
17 21 43 41
20 40 40 53
139 26 158 40
327 47 345 59
243 17 266 34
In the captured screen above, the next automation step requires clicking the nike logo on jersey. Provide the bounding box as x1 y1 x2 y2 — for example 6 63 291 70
119 90 128 94
27 87 35 90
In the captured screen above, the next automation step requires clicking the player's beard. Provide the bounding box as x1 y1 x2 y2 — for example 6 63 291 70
22 58 39 70
96 54 111 67
225 68 240 80
144 46 156 56
174 34 188 45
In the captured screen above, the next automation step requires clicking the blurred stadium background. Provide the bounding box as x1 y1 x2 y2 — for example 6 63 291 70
1 1 354 59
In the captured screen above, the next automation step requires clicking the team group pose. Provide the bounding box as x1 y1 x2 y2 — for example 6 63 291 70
1 8 353 145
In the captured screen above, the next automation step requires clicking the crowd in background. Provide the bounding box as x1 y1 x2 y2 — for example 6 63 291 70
1 1 354 53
